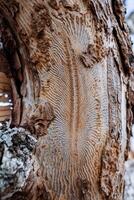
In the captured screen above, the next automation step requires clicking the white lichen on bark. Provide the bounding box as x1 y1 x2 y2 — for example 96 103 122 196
0 122 37 200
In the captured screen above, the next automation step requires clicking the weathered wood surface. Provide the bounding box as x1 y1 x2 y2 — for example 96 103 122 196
0 0 133 199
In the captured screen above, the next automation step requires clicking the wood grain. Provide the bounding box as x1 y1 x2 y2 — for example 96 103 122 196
0 0 133 199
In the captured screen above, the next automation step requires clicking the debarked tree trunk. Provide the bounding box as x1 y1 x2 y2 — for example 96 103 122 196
0 0 134 199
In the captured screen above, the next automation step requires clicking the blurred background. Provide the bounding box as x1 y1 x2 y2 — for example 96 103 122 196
124 2 134 199
125 0 134 50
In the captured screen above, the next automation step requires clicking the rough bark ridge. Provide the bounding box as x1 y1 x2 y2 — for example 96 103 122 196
0 0 133 200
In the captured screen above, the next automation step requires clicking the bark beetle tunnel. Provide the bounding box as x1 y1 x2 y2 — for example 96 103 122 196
0 16 23 126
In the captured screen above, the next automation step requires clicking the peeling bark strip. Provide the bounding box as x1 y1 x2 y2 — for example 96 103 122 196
0 0 133 199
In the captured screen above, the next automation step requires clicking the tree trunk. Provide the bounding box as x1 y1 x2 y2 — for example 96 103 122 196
0 0 133 199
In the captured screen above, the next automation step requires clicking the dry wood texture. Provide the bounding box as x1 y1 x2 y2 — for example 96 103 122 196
0 0 133 200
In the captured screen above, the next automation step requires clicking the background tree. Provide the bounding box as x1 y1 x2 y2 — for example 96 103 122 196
0 0 133 200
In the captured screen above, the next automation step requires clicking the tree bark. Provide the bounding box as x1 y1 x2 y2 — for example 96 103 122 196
0 0 133 199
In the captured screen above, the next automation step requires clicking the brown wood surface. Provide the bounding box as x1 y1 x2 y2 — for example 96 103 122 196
0 0 133 200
